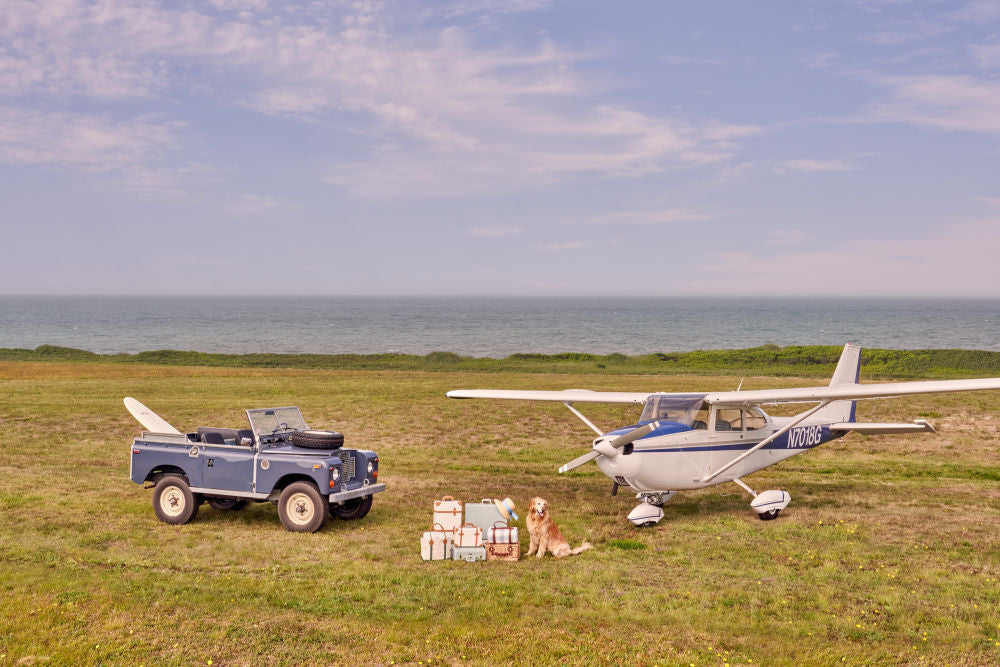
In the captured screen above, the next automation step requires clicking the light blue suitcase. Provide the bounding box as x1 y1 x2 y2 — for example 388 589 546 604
464 499 506 534
452 545 487 562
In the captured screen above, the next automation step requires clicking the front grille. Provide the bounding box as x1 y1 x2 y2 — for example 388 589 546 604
340 453 355 481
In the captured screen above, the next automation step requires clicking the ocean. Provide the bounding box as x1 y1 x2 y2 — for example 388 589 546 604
1 296 999 357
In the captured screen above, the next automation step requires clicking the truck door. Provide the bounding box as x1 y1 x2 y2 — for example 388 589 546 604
201 443 255 492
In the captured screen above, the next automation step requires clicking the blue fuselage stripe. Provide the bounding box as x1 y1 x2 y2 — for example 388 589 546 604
633 425 837 454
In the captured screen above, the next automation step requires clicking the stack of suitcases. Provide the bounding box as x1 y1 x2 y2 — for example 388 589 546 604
420 496 519 562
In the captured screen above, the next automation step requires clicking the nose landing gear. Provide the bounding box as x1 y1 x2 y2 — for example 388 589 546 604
627 491 676 527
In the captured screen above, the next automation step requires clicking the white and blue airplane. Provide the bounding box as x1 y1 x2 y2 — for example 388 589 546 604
447 343 1000 526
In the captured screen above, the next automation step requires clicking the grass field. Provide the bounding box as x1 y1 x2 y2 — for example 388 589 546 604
1 360 999 665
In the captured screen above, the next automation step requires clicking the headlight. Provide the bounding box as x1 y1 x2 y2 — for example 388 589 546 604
332 467 340 481
367 461 374 474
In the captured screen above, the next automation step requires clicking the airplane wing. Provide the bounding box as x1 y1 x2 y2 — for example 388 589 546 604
445 389 650 404
829 420 936 434
705 377 1000 407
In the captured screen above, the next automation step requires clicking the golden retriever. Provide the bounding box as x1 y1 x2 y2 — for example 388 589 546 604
525 497 593 558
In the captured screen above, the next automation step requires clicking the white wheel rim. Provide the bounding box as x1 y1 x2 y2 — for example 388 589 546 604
160 485 186 517
287 492 315 525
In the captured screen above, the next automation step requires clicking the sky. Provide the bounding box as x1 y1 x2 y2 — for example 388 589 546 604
2 0 1000 296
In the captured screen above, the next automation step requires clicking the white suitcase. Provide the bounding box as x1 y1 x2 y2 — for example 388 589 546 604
420 523 453 561
432 495 463 535
454 522 483 548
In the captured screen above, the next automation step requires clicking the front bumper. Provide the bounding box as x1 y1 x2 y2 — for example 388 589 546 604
328 483 385 503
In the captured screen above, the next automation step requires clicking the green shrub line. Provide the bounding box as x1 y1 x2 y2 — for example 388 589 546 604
3 343 1000 378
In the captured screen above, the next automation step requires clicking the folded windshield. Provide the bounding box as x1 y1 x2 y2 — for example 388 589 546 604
639 394 707 426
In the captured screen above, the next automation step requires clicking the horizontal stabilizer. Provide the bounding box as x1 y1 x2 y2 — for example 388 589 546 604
829 420 936 435
447 389 650 404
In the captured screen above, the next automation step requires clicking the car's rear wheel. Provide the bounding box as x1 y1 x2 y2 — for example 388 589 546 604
152 475 199 525
207 497 248 511
278 482 327 532
330 494 373 520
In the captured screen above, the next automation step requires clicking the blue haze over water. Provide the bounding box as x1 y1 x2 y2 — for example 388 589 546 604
2 296 1000 357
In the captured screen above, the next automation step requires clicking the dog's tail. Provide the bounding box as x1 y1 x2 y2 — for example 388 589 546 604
570 541 593 555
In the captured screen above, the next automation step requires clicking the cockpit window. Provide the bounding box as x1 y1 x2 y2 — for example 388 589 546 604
639 394 707 426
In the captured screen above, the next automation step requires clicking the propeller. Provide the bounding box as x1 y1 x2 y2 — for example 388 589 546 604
558 450 599 474
557 421 661 474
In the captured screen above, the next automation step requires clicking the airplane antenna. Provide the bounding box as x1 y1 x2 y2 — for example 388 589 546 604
735 378 744 392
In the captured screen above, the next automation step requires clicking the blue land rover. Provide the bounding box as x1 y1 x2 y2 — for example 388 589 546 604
129 406 384 532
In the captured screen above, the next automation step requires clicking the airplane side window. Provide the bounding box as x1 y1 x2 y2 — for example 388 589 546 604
745 408 766 431
715 408 742 431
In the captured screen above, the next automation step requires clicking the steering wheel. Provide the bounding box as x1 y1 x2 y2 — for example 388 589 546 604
271 422 291 434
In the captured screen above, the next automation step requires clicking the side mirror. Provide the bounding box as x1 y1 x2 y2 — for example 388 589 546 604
241 437 253 446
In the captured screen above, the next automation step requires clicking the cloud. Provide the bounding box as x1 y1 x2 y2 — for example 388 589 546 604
774 158 860 175
565 208 719 225
952 0 1000 24
444 0 552 18
662 54 728 66
859 17 952 46
864 75 1000 135
0 1 762 197
538 241 584 250
766 229 808 245
973 42 1000 69
225 193 291 214
683 218 1000 296
0 107 181 170
466 224 525 238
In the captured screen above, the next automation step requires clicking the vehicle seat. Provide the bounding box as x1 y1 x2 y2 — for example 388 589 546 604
715 421 732 431
692 420 707 430
197 427 242 445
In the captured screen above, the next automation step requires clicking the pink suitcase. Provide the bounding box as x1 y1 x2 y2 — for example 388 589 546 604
454 522 483 548
432 495 463 535
486 521 518 544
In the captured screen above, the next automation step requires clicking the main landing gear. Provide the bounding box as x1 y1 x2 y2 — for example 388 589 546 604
627 491 676 527
734 478 791 521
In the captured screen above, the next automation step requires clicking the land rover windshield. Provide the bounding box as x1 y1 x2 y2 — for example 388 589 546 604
247 407 308 435
638 394 707 426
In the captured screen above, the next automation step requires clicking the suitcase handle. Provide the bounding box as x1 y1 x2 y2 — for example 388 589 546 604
441 495 455 501
430 522 448 532
492 520 508 528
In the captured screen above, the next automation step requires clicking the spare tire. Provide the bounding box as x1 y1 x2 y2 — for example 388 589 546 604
289 429 344 450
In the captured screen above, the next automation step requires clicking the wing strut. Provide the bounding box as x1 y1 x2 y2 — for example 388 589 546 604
700 400 830 484
562 402 604 436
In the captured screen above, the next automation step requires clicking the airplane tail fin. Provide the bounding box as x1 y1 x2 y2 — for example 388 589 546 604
815 343 861 422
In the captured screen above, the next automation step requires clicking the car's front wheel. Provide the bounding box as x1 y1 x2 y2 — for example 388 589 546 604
152 475 199 525
330 494 373 520
278 482 327 532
